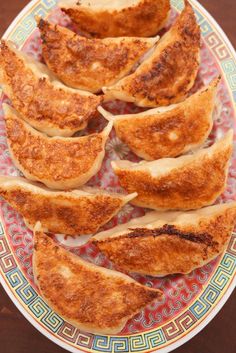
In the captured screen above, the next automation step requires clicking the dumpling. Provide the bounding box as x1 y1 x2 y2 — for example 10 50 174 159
112 130 233 210
99 78 219 160
59 0 170 38
38 19 159 93
0 40 102 137
103 1 201 107
4 104 112 190
92 202 236 276
0 175 137 236
33 226 163 334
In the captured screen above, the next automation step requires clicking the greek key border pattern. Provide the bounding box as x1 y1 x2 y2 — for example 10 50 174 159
172 1 236 101
5 0 236 102
0 224 235 352
5 0 57 46
1 0 236 352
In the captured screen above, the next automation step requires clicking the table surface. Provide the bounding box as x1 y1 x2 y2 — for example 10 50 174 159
0 1 235 353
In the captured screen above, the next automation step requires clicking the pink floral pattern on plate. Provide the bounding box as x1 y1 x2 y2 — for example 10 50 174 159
0 6 235 336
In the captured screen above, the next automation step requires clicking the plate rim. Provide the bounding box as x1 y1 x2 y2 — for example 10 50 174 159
0 0 236 352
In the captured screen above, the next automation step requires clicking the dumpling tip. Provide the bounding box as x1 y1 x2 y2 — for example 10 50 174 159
2 103 13 116
101 86 112 101
124 192 138 203
222 129 234 142
103 120 113 137
98 106 114 122
111 161 117 170
34 15 42 25
34 221 43 233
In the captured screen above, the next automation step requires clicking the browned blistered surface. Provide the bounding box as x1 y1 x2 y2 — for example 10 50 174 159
61 0 170 38
39 19 157 93
113 137 233 210
5 110 104 183
93 205 236 275
0 185 128 236
1 0 236 350
105 1 200 107
33 231 162 333
114 79 217 160
0 41 102 134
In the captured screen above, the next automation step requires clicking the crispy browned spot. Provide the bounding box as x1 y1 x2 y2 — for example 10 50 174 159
116 109 201 159
124 1 200 106
34 232 162 332
95 225 215 247
114 83 214 159
5 114 103 182
61 0 170 38
114 142 232 210
0 187 125 235
0 41 102 130
93 208 236 275
38 19 156 92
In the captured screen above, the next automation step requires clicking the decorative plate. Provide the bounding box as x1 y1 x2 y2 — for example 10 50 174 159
0 0 236 352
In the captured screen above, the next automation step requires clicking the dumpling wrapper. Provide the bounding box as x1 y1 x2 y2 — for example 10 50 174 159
33 227 163 334
0 40 102 137
4 104 112 190
92 202 236 276
112 130 233 210
103 1 201 107
59 0 170 38
0 175 137 236
99 77 219 160
38 19 159 93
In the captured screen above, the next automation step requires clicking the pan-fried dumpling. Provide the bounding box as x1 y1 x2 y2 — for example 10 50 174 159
0 175 136 236
4 104 112 190
99 78 219 160
59 0 170 38
33 227 163 334
0 40 102 137
92 202 236 276
112 130 233 210
103 1 200 107
38 19 159 93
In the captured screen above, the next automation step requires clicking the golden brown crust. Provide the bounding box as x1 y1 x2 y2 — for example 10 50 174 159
4 105 112 189
0 41 102 136
39 19 158 93
112 132 233 210
33 230 162 333
92 203 236 275
104 1 201 107
102 78 218 160
0 177 135 236
60 0 170 38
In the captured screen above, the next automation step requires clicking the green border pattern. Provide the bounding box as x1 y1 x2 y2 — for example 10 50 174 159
1 227 236 352
0 0 236 352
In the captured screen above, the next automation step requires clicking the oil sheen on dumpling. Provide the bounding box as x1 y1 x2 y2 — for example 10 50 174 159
0 175 137 236
112 130 233 210
59 0 170 38
33 227 163 334
38 18 159 93
92 202 236 276
99 78 219 160
0 40 102 137
103 1 200 107
4 104 112 190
